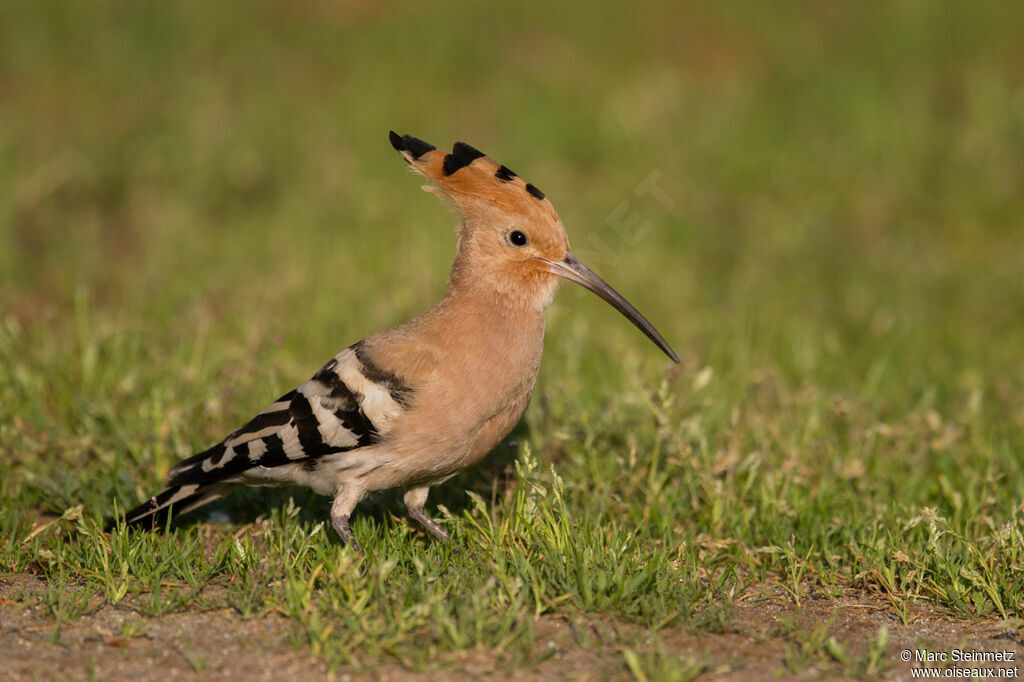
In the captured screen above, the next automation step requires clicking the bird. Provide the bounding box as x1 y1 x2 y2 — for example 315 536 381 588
121 132 678 552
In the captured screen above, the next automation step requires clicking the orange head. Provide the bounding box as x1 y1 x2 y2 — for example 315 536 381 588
389 132 678 363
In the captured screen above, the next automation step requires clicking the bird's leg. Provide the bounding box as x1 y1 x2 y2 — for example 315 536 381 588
331 487 363 553
404 485 449 542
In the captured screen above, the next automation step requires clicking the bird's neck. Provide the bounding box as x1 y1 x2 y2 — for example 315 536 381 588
435 273 548 403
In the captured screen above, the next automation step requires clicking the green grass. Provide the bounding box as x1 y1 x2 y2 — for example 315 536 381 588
2 0 1024 676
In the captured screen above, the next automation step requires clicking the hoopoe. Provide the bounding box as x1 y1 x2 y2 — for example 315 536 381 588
122 132 678 551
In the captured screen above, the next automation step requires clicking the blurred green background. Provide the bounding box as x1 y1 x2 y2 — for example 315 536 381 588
2 0 1023 505
4 6 1024 670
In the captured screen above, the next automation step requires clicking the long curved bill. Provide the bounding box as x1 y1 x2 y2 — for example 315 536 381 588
541 253 679 363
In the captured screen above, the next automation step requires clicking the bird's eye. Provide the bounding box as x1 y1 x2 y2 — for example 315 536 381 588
509 230 528 247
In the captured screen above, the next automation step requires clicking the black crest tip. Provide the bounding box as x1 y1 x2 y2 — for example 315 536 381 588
525 183 545 200
495 165 517 182
443 141 487 176
452 141 485 162
390 132 436 160
388 130 404 151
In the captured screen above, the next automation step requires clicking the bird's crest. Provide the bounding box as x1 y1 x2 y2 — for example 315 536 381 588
389 131 559 222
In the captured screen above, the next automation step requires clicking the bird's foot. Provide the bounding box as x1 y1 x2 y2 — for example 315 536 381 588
331 515 363 555
407 506 450 543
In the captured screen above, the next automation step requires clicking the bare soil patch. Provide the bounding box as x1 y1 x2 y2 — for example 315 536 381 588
2 575 1021 680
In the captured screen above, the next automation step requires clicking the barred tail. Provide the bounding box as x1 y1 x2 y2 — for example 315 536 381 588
119 482 234 531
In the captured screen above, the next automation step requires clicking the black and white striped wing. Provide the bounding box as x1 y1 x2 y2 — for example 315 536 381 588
122 345 411 527
166 345 410 487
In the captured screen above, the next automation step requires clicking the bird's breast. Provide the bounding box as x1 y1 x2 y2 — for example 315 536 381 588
368 303 546 487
